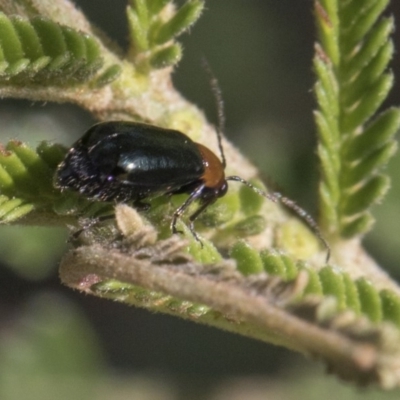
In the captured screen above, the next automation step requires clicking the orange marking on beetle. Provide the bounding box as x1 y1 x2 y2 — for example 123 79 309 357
196 143 225 189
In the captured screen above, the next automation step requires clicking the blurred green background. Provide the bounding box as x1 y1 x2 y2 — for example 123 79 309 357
0 1 400 399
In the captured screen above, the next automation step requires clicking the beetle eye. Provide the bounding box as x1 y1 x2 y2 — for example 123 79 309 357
218 181 228 197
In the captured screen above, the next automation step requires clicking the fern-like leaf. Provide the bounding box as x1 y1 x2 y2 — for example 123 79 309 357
0 140 65 222
314 0 400 238
59 225 400 388
127 0 204 70
0 194 34 223
0 12 104 85
230 244 400 327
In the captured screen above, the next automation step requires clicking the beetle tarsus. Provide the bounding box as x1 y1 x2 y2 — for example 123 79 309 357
189 221 204 247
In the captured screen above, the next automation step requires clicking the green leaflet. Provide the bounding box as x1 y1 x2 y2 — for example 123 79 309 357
0 194 34 222
230 243 400 327
0 12 109 85
0 140 64 222
127 0 204 71
149 43 182 69
314 0 400 238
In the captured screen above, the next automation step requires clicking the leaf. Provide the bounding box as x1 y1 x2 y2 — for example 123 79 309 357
149 43 182 68
153 0 204 45
59 236 400 388
314 1 399 238
127 0 204 70
127 5 149 52
344 108 400 161
230 241 264 275
0 140 92 225
91 64 122 88
356 277 382 322
0 195 34 222
0 12 103 84
341 174 390 216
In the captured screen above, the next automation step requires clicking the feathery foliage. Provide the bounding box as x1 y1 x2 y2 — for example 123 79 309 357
0 140 62 221
0 12 106 85
127 0 204 70
230 242 400 327
314 0 400 238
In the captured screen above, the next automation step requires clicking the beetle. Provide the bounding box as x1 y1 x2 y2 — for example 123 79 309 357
54 119 330 260
54 66 330 261
55 120 228 239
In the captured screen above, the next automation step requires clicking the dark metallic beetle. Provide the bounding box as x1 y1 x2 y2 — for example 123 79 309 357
55 120 330 260
55 65 330 260
55 120 228 240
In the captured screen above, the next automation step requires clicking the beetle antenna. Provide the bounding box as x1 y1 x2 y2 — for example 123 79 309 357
201 58 227 168
226 175 331 262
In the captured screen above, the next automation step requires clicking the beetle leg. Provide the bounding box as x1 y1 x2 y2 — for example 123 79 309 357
171 184 205 235
187 197 216 245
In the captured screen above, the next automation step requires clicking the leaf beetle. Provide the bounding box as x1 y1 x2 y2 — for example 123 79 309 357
54 70 330 260
55 119 228 231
